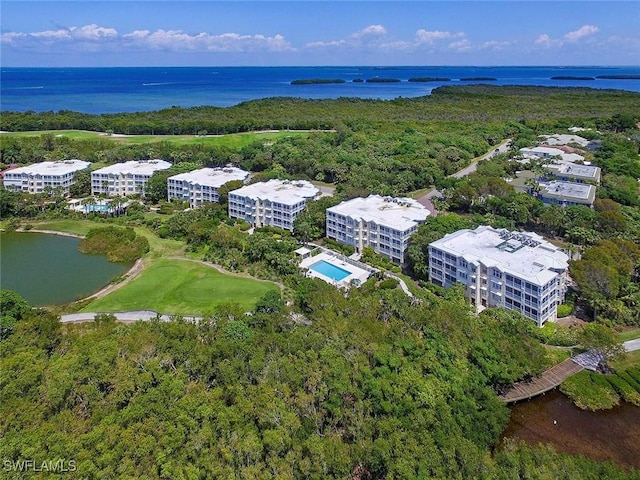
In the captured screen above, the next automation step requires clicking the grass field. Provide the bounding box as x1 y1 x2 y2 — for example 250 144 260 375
618 327 640 343
83 258 278 315
2 129 315 149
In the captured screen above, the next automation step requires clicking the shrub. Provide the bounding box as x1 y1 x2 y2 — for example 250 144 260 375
79 226 150 263
557 303 573 318
379 278 399 290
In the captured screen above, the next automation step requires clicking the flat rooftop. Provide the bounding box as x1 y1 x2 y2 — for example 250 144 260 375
327 194 430 231
539 180 596 203
5 160 91 176
546 163 600 180
92 159 172 176
539 134 589 147
229 179 319 205
519 147 585 163
430 226 568 285
168 167 249 187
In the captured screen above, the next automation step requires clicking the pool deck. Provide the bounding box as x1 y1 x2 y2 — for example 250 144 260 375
300 251 373 287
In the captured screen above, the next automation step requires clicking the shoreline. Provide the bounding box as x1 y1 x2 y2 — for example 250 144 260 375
12 227 146 304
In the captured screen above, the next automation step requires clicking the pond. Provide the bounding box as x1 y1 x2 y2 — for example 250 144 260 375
0 232 132 306
500 390 640 470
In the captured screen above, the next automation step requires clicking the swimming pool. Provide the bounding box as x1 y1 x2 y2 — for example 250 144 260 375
87 204 110 212
309 260 351 282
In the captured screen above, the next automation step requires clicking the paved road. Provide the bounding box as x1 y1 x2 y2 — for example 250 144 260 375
61 311 202 323
624 338 640 352
417 138 512 210
449 139 512 179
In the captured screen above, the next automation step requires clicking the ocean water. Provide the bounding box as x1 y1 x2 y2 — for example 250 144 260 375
1 66 639 114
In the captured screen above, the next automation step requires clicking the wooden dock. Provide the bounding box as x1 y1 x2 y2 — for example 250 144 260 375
499 358 584 403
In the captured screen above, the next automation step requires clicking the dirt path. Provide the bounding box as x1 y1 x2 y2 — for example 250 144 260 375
16 228 83 239
81 258 145 302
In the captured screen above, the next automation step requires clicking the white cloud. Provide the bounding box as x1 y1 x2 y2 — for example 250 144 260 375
564 25 599 42
305 25 387 49
449 39 472 52
534 25 599 49
123 30 150 40
30 29 71 39
535 33 553 47
305 39 347 49
0 32 26 44
352 25 387 38
481 40 510 51
69 24 117 40
1 24 293 53
415 30 462 44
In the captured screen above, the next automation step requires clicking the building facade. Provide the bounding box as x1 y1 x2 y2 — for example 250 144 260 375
544 163 601 185
91 160 171 197
228 179 319 231
326 195 430 264
537 180 596 207
2 160 91 195
428 226 569 327
167 167 249 207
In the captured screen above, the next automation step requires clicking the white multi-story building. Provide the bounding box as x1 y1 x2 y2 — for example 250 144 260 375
91 160 171 196
2 160 91 194
537 180 596 208
544 163 601 185
326 195 430 264
228 179 319 231
428 226 569 327
167 167 249 207
538 134 589 147
519 146 585 164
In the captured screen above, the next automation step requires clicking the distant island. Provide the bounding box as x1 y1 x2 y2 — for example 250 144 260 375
595 74 640 80
366 77 401 83
352 78 364 83
291 78 346 85
551 76 595 80
408 77 451 82
460 77 498 81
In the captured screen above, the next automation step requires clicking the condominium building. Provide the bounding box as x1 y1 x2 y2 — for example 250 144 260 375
428 226 569 326
538 134 589 147
326 195 430 264
519 146 585 164
544 163 601 185
167 167 249 207
91 160 171 196
228 179 319 231
538 180 596 208
2 160 91 194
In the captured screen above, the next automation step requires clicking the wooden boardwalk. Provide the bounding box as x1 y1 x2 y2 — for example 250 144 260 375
499 359 584 403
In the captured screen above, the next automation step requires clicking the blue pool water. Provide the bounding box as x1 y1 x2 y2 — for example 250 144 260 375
87 204 110 212
310 260 351 282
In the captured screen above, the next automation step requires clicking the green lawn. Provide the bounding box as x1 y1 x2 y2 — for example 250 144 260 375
618 327 640 343
30 220 184 256
83 258 278 315
2 129 314 149
31 219 107 237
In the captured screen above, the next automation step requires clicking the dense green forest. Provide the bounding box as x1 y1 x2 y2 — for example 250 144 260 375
1 86 640 478
1 290 636 479
2 85 640 134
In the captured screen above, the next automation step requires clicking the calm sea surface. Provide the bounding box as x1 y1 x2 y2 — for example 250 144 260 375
1 66 639 114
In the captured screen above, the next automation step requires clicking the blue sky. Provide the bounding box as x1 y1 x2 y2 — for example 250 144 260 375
1 1 639 66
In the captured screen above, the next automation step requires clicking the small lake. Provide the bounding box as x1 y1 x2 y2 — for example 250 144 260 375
0 232 132 306
500 390 640 470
